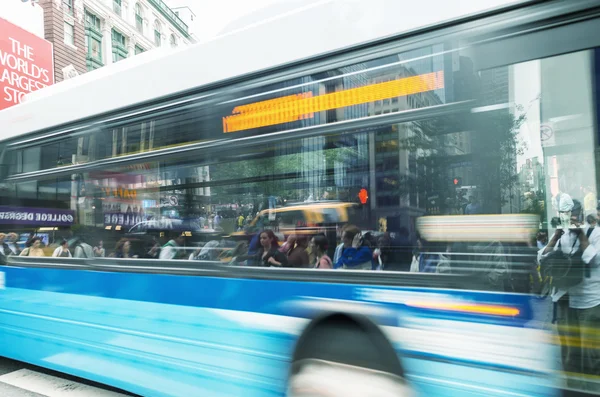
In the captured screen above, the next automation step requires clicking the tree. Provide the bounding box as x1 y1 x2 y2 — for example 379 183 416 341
397 108 526 215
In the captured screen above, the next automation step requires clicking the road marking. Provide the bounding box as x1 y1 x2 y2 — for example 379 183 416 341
0 369 129 397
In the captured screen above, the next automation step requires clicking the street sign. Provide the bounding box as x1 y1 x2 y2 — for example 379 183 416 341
540 123 555 147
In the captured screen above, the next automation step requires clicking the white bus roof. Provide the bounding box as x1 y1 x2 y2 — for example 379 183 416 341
0 0 526 141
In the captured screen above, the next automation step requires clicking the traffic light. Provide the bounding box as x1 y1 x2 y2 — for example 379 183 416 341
358 188 369 204
453 177 462 187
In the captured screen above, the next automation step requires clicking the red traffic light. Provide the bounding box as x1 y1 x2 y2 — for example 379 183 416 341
358 188 369 204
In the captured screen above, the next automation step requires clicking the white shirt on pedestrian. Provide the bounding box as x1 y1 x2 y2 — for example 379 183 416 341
538 226 600 309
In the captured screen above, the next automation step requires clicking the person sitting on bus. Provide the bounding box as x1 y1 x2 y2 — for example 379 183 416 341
52 239 72 257
0 233 11 265
279 234 296 254
159 233 186 260
6 233 21 256
311 234 332 269
334 226 373 270
247 230 263 256
144 239 161 259
246 230 287 267
410 236 449 273
25 232 35 248
93 240 106 257
190 240 220 261
73 236 94 258
20 237 45 257
110 238 137 259
333 224 350 264
287 235 309 268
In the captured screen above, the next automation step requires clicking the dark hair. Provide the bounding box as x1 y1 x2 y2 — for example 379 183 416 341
571 199 583 222
114 238 130 254
342 225 360 241
30 237 41 244
295 235 309 246
312 234 328 253
60 239 68 246
259 230 279 249
587 214 597 224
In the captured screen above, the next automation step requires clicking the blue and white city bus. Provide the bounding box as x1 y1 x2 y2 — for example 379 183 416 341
1 0 600 395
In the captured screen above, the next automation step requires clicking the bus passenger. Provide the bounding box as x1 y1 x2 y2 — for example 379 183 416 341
248 230 287 267
334 226 373 270
410 236 448 273
20 237 45 257
333 225 349 264
279 234 296 254
6 233 21 256
52 239 72 257
287 235 309 268
0 233 10 265
159 233 186 260
145 240 161 259
93 240 106 257
311 234 332 269
25 232 35 248
73 236 94 258
111 239 136 259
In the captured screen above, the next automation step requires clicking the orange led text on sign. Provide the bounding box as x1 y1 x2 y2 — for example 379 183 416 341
223 71 445 133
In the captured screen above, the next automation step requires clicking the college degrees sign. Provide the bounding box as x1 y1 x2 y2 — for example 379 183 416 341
0 207 74 226
0 18 54 111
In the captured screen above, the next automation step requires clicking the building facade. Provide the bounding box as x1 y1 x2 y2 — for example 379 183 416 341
39 0 193 83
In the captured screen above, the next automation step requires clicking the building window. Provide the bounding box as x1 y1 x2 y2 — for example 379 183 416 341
89 38 101 59
63 0 73 15
134 3 144 34
64 22 74 46
86 37 103 71
85 10 103 70
135 45 145 55
170 34 177 48
154 20 162 47
85 10 101 31
113 0 122 16
112 29 126 47
111 28 128 62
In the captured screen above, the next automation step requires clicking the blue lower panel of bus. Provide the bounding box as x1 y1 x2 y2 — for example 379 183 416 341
0 265 559 397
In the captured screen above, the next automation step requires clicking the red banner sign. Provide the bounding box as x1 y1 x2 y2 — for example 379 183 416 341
0 18 54 111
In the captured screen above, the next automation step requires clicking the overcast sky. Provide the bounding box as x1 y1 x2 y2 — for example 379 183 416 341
179 0 523 41
185 0 284 39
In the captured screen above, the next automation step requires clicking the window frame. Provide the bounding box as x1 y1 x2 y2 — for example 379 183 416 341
154 20 162 47
85 10 103 70
113 0 122 16
135 3 144 34
63 0 73 15
63 21 75 47
111 28 128 63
